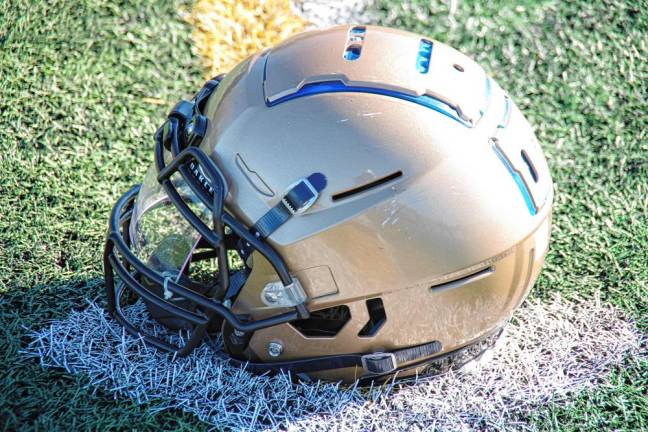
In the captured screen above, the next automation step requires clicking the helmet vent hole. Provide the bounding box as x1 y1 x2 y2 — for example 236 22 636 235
290 305 351 338
344 45 362 61
453 64 465 72
332 170 402 201
343 26 366 61
430 266 494 292
521 150 539 183
358 298 386 337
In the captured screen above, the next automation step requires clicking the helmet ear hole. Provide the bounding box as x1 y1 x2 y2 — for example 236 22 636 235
290 306 351 337
358 298 386 337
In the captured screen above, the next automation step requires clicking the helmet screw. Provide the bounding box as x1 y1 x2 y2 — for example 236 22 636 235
268 341 283 357
263 291 280 304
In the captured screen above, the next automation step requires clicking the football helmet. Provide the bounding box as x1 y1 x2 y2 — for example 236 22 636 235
104 25 553 383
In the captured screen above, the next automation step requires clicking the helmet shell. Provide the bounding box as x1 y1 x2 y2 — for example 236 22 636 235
200 25 552 381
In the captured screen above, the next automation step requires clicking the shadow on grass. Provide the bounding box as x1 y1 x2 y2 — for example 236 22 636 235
16 276 645 431
0 277 210 430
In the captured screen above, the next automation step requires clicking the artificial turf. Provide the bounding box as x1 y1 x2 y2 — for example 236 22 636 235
0 0 646 430
0 0 210 429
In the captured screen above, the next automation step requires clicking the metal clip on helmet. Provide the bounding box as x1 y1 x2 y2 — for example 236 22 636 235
104 25 553 383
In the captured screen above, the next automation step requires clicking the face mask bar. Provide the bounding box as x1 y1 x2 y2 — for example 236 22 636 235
103 77 310 356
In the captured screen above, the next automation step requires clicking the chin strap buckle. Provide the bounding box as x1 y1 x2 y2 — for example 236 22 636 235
252 172 327 239
281 177 320 215
361 352 398 375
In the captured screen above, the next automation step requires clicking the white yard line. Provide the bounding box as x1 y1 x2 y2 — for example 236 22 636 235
23 294 644 431
292 0 378 28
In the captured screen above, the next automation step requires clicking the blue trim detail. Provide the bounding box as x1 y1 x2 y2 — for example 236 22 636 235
416 40 433 74
266 80 470 127
485 76 491 101
262 51 269 81
491 144 537 216
480 76 492 116
498 96 511 128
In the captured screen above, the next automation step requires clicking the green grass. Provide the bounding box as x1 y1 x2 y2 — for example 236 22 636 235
0 0 209 429
528 357 648 431
0 0 646 430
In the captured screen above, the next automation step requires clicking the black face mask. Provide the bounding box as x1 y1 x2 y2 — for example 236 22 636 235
103 75 310 356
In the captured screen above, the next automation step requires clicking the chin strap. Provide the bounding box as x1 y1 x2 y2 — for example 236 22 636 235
231 172 327 299
225 340 442 377
223 268 250 300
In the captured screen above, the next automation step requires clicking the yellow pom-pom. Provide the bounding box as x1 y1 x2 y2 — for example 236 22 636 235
186 0 308 78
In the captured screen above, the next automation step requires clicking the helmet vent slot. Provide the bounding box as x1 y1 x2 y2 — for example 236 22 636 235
290 305 351 338
332 171 402 202
358 298 387 337
520 150 539 183
430 266 494 292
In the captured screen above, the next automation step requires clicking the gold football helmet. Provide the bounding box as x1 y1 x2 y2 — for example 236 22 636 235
104 25 553 383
